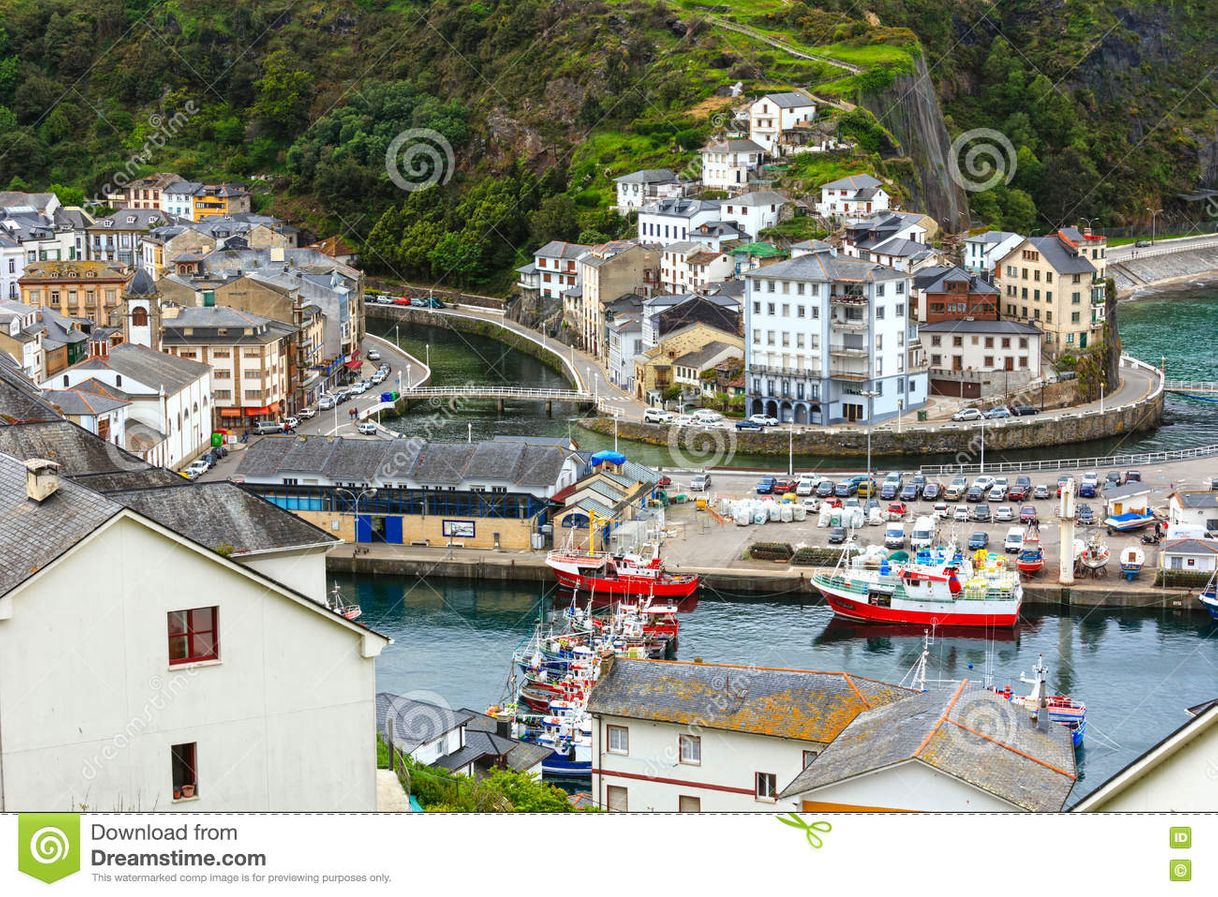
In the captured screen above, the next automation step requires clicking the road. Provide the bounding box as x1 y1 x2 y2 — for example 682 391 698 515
1108 232 1218 263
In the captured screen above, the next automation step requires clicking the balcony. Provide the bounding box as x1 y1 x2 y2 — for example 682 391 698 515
830 290 868 305
832 315 867 332
828 343 868 357
748 362 819 378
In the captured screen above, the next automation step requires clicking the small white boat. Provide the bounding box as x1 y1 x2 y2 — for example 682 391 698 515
1119 545 1145 582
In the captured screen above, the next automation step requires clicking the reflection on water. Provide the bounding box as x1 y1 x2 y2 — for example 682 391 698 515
339 573 1218 802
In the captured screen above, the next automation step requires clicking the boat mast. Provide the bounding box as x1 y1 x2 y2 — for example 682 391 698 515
1018 654 1050 724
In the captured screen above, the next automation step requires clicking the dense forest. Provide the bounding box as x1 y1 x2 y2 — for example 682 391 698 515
2 0 1216 291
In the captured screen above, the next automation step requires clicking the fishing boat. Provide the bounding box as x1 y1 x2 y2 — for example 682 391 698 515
991 655 1087 748
811 539 1022 627
1200 570 1218 621
1016 527 1044 576
1076 533 1110 576
1105 510 1157 534
1119 545 1146 582
546 545 700 598
327 581 362 621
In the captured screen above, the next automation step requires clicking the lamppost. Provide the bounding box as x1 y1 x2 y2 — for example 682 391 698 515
425 343 430 370
1147 207 1163 245
335 486 377 541
1100 383 1105 414
979 415 986 474
787 424 795 478
860 389 880 487
897 398 904 434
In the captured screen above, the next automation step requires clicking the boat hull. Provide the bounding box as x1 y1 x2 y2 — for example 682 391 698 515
1201 592 1218 622
541 752 592 778
551 568 700 598
815 578 1020 628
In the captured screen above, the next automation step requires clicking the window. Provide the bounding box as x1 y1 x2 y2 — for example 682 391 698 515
606 725 629 754
171 742 197 799
678 795 701 812
679 734 701 765
756 772 777 800
168 607 219 664
606 785 629 812
803 750 818 768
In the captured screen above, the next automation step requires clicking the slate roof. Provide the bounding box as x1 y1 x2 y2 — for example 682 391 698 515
161 307 296 346
1102 482 1151 500
534 240 591 260
110 481 336 554
822 174 882 191
0 452 122 598
672 340 742 370
588 658 914 743
759 91 815 109
1162 538 1218 556
88 208 177 231
42 388 129 417
967 230 1020 245
375 693 474 751
745 251 907 283
67 343 210 393
614 168 679 184
0 366 61 425
918 266 1000 295
779 682 1076 812
918 319 1041 335
1023 235 1097 275
0 419 150 476
701 138 767 154
1173 491 1218 509
729 191 789 207
642 198 721 218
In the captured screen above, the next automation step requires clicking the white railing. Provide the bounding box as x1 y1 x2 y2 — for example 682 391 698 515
1164 380 1218 394
1109 235 1218 263
398 386 593 400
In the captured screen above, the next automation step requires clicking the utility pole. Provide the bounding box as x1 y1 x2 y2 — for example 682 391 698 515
788 425 794 477
1147 207 1163 244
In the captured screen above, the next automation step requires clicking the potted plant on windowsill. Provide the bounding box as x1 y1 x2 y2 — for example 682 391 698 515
181 784 196 799
173 788 182 800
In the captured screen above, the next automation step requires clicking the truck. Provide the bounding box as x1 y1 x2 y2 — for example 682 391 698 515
910 515 937 551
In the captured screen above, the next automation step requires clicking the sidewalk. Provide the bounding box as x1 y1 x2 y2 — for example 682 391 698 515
376 769 410 812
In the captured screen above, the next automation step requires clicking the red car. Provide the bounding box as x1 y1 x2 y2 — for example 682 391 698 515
887 501 907 520
1019 505 1038 524
656 475 673 488
772 478 797 494
393 297 412 305
1007 484 1029 501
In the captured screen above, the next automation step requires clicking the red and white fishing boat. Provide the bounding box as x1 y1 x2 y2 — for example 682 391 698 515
327 581 362 621
812 539 1022 628
1016 527 1045 576
546 545 700 598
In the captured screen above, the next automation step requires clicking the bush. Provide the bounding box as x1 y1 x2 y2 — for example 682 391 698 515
750 541 794 561
1155 569 1215 589
792 547 846 567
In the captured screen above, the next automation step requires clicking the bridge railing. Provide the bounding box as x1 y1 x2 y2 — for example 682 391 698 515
919 441 1218 476
1164 380 1218 393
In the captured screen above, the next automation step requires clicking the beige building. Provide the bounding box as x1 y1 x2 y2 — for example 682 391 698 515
19 260 131 329
993 227 1108 355
570 241 657 359
634 321 742 402
160 306 296 428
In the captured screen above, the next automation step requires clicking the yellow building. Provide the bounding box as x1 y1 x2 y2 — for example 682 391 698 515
193 184 252 219
993 227 1108 354
634 321 743 403
19 261 131 328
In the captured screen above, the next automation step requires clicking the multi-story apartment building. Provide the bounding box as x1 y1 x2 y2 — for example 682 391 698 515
915 266 1001 323
569 241 657 359
743 244 927 424
105 172 182 210
964 230 1023 277
637 198 721 246
816 174 891 221
699 138 767 193
0 191 94 267
192 184 253 219
160 306 296 428
86 208 177 266
18 260 131 329
748 92 816 154
993 227 1108 354
613 169 684 213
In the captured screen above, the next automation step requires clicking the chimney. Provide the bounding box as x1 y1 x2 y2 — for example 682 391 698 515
25 458 61 503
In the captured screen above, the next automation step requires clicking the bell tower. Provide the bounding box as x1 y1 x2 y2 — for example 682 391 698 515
123 268 162 349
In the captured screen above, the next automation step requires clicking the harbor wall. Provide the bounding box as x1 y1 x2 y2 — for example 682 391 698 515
325 550 1200 611
1112 242 1218 295
578 389 1165 459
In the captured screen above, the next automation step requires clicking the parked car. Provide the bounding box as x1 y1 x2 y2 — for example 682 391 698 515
297 406 317 419
356 421 378 436
656 475 673 488
972 503 992 523
184 460 210 479
1104 470 1123 488
968 531 989 550
827 526 848 545
735 419 763 430
984 405 1012 419
1004 527 1025 553
899 484 919 502
350 381 369 394
749 414 779 427
879 482 899 500
253 420 284 436
887 501 908 520
1078 480 1098 499
932 501 950 519
953 505 970 522
972 475 996 492
796 477 819 496
318 395 336 410
1011 403 1040 416
1135 239 1151 248
816 480 836 498
367 349 382 361
988 483 1008 502
756 476 777 494
1125 470 1142 483
944 476 969 501
834 480 857 498
642 407 673 424
1020 505 1038 524
1077 504 1096 525
966 485 985 503
690 473 712 491
1033 483 1051 500
773 478 797 495
692 410 724 426
994 505 1015 522
284 416 300 431
1056 475 1072 496
392 297 412 305
921 482 941 501
856 479 878 498
952 407 982 422
1008 477 1030 501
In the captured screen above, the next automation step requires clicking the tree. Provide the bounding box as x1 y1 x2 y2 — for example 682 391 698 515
527 194 580 246
49 183 84 206
252 50 313 138
1102 276 1121 389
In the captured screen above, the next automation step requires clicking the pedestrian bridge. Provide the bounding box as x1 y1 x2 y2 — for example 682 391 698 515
1164 381 1218 395
390 385 622 416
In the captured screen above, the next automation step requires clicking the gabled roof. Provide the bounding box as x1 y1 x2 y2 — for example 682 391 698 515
1161 538 1218 556
376 693 474 751
701 138 767 154
727 191 789 207
1018 235 1097 275
1172 491 1218 509
745 250 907 283
42 388 129 418
780 682 1076 812
614 168 679 185
588 658 914 742
758 91 815 109
534 240 592 260
822 173 882 191
918 265 1000 296
64 343 210 394
0 366 61 425
918 319 1041 335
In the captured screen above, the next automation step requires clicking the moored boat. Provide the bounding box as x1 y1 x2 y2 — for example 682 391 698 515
1016 527 1044 576
327 581 362 620
992 655 1086 748
1119 545 1146 582
1105 511 1157 534
1199 571 1218 621
812 539 1022 628
546 546 700 598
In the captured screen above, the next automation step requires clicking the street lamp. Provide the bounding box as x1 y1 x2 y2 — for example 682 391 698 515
859 389 880 486
1147 207 1163 244
897 398 904 434
787 425 795 478
334 486 377 540
425 343 430 370
979 416 986 474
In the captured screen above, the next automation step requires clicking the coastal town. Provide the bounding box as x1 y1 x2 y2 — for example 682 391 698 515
3 83 1218 821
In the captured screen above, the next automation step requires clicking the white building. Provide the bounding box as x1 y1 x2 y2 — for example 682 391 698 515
964 230 1023 276
719 191 790 241
613 169 683 213
0 191 93 266
41 386 130 444
0 299 44 379
699 138 766 192
0 234 24 300
658 242 734 294
748 92 816 154
920 319 1043 379
1165 491 1218 539
516 240 590 301
0 453 388 811
816 174 891 221
1073 701 1218 812
163 180 204 220
1159 538 1218 573
743 244 927 424
43 342 213 469
638 198 721 246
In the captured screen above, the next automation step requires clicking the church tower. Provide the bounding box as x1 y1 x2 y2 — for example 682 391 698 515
123 268 162 350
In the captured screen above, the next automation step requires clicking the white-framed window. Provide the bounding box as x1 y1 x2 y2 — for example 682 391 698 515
679 734 701 765
756 772 777 800
606 724 629 754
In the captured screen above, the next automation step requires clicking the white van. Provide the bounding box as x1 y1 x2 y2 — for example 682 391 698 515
1004 527 1024 553
643 408 674 424
910 515 936 550
884 522 906 549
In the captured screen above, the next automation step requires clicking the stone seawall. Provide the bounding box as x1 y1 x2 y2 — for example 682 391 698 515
578 389 1164 459
1112 244 1218 295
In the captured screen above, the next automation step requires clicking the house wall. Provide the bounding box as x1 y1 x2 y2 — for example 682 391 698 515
591 713 822 811
237 546 331 606
1073 723 1218 811
0 515 378 812
994 239 1107 354
796 760 1017 812
294 510 537 550
923 329 1041 378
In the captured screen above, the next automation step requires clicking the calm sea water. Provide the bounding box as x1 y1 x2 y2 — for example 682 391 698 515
340 574 1218 801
